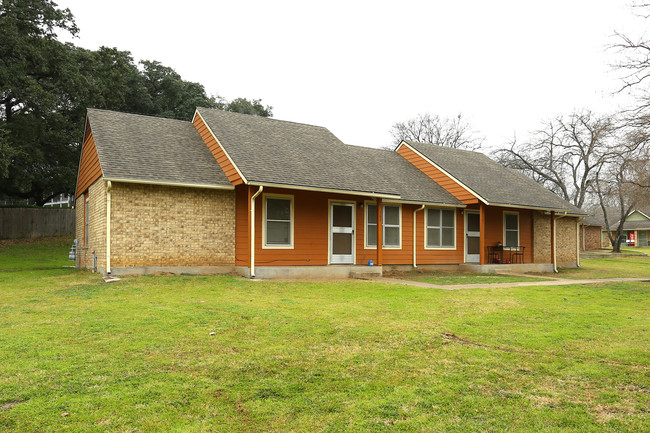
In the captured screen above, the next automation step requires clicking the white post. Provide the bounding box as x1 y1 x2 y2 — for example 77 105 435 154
250 186 263 278
106 181 112 275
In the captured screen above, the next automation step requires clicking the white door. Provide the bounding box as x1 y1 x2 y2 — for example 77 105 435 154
465 211 480 263
330 203 355 264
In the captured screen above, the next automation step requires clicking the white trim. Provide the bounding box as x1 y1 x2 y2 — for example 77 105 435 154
383 203 402 249
262 193 294 249
102 177 234 190
250 186 263 278
465 210 480 263
194 110 248 184
106 181 112 274
364 200 378 249
385 199 465 208
396 141 488 205
328 200 356 265
503 211 520 249
494 202 585 215
413 204 426 267
424 207 457 250
248 181 400 200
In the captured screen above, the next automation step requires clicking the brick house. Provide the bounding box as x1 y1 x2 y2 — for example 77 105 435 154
75 108 586 277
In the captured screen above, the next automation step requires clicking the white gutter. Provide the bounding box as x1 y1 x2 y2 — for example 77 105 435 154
576 216 586 268
102 177 234 190
494 202 587 216
106 180 112 275
193 110 248 184
248 181 400 200
397 141 489 205
413 205 426 268
250 186 264 278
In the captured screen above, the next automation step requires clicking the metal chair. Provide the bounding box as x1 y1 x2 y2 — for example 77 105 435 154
512 246 525 264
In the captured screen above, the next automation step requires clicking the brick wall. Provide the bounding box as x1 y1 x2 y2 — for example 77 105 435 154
75 178 107 270
556 217 578 264
110 183 235 267
533 212 551 263
533 212 578 264
580 225 602 250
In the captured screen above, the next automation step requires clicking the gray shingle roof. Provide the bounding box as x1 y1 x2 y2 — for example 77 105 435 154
197 108 462 205
87 109 231 188
403 140 587 214
608 220 650 230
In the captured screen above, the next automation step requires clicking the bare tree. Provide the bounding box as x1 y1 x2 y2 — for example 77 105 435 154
611 3 650 123
493 111 616 209
389 113 484 150
592 129 649 252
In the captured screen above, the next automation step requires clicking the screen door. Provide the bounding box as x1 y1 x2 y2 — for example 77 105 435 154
330 203 354 264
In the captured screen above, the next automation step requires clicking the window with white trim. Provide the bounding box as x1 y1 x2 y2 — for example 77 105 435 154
365 203 401 248
426 208 455 248
366 203 377 247
504 213 519 247
383 205 401 248
265 197 292 247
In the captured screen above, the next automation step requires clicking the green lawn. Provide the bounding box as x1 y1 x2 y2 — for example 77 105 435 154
1 239 649 432
557 255 650 279
385 270 551 285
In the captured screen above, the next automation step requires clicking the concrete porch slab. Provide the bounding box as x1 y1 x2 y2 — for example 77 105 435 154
238 265 383 279
459 263 555 273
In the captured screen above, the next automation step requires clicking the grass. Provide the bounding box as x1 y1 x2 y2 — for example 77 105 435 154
1 239 649 432
556 254 650 279
385 270 551 285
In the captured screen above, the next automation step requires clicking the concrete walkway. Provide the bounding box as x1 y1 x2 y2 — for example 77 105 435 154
374 276 648 291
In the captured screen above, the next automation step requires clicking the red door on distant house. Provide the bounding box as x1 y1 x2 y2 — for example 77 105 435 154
629 232 636 246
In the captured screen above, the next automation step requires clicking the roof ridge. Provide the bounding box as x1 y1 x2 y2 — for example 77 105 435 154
196 106 339 133
87 108 192 125
405 139 486 156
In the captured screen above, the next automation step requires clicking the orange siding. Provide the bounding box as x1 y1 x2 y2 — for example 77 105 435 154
356 204 465 265
467 204 535 264
193 113 243 185
397 144 479 204
235 187 466 267
75 128 102 198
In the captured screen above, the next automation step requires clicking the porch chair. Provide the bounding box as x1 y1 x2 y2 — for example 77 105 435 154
512 246 525 264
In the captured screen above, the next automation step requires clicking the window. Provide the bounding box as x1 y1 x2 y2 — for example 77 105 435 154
84 196 89 247
366 203 377 247
264 196 293 247
365 203 401 248
426 208 455 248
383 205 401 248
504 213 519 247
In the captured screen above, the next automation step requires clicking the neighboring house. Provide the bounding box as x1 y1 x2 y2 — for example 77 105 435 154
601 209 650 247
75 108 586 277
579 215 603 250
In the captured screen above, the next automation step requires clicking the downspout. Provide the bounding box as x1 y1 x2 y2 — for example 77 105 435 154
106 181 112 275
250 186 263 278
553 212 568 273
576 217 585 268
413 205 425 268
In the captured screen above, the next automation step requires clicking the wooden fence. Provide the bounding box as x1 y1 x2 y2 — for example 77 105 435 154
0 208 75 240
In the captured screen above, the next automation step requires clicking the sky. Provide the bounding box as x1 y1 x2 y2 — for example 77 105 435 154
57 0 644 151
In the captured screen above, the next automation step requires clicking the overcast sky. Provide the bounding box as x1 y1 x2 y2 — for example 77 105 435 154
57 0 643 151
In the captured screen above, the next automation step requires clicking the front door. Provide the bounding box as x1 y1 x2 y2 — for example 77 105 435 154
465 211 480 263
330 203 355 264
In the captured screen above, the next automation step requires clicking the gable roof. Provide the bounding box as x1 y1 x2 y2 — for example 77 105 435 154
87 109 232 189
401 140 586 214
196 107 462 205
